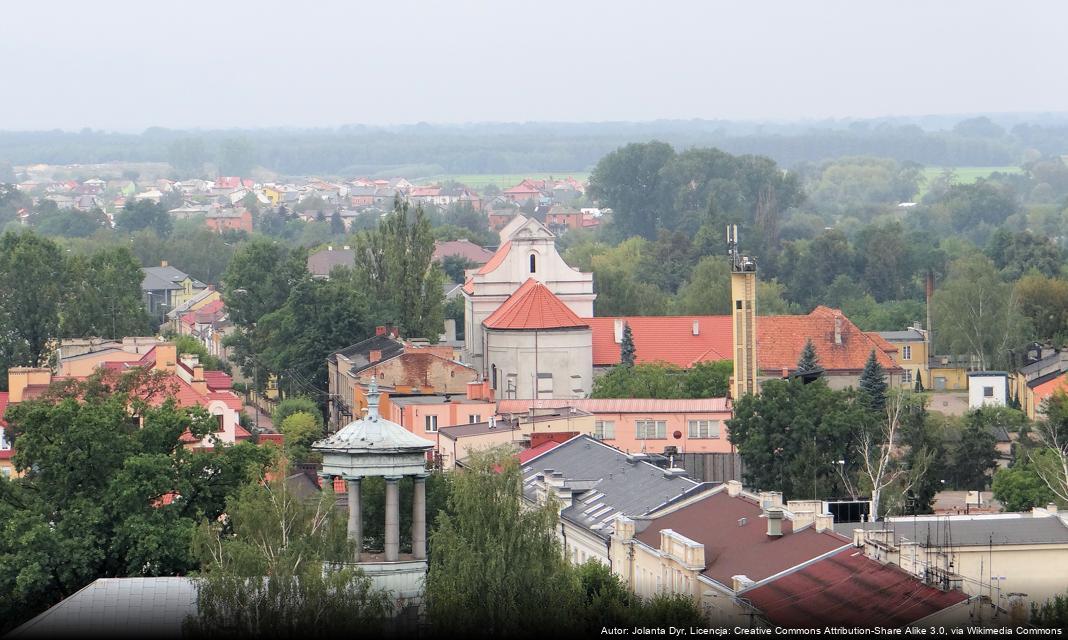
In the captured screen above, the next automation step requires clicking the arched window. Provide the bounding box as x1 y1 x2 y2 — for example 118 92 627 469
491 364 498 390
529 253 537 273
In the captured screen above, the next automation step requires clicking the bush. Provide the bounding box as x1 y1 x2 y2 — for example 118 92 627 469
273 396 323 429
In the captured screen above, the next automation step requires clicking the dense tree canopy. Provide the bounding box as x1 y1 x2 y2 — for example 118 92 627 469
0 369 273 634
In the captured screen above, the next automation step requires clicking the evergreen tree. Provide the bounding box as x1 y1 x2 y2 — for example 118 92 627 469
797 339 821 375
620 322 636 367
330 210 345 235
914 371 924 393
859 350 888 412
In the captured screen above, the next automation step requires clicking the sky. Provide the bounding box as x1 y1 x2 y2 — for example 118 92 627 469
0 0 1064 132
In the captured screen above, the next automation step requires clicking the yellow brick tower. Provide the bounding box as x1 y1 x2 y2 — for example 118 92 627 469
727 225 758 398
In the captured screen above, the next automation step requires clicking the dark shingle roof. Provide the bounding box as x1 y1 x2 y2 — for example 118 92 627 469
141 265 199 291
522 435 699 539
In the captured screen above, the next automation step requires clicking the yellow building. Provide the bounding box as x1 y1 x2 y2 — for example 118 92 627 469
927 355 976 392
877 326 929 389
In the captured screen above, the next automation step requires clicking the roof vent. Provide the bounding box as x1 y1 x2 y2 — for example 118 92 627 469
692 320 700 336
738 517 747 527
767 507 784 538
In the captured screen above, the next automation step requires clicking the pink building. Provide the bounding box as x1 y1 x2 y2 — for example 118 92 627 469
497 397 732 455
380 392 497 443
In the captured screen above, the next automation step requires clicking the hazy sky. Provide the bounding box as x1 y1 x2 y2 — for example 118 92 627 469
0 0 1063 131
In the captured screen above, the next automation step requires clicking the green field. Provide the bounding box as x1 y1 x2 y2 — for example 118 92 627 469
412 172 590 189
917 165 1022 198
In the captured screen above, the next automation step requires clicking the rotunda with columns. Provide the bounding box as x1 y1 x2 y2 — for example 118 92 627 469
312 377 435 605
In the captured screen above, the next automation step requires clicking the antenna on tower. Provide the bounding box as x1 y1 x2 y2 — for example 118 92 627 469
726 224 755 273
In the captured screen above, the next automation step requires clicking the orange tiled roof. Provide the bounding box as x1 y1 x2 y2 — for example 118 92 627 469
588 316 732 368
589 307 900 375
483 278 588 331
753 306 902 374
475 241 511 276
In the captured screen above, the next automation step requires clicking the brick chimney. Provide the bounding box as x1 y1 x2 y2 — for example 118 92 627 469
834 313 843 345
7 367 52 403
369 349 381 363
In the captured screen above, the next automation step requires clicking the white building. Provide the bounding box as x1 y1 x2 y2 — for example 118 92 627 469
967 371 1009 409
461 216 594 376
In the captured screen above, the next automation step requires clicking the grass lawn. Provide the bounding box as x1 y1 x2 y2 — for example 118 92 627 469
412 172 590 189
916 165 1022 199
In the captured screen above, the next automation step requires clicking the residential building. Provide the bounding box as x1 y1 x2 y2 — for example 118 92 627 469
968 371 1009 408
0 391 15 479
432 239 495 267
523 434 701 566
543 205 582 234
436 407 595 469
204 208 252 234
164 288 222 335
609 480 850 624
740 546 977 628
878 325 929 389
327 330 478 429
498 397 732 455
379 391 497 445
141 262 208 322
1016 349 1068 418
502 179 543 203
843 506 1068 612
306 245 354 278
588 307 903 390
928 354 980 391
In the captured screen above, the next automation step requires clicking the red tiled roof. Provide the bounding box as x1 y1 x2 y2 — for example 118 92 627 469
483 278 588 331
0 449 14 459
517 440 563 464
204 371 232 390
433 240 496 265
503 182 541 195
588 316 732 368
136 347 158 367
410 186 441 197
635 491 849 586
754 307 901 374
743 548 968 628
589 308 901 375
475 241 511 276
498 398 730 414
462 277 474 295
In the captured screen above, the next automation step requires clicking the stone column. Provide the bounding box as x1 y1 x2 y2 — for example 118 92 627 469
346 478 362 560
384 476 401 562
412 474 428 560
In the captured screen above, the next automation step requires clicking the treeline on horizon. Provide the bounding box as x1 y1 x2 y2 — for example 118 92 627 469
3 115 1068 176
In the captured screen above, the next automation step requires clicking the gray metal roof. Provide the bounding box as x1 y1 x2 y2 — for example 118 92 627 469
141 265 203 292
9 577 197 638
835 514 1068 547
522 435 699 539
877 329 925 342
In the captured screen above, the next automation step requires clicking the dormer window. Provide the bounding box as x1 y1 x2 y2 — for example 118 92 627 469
529 254 537 273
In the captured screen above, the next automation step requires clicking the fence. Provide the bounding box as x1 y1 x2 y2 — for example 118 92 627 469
678 452 746 483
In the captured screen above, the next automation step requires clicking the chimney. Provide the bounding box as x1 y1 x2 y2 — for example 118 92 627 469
726 480 743 497
759 491 783 509
615 516 635 541
731 575 754 592
160 260 168 268
369 350 381 363
375 325 386 336
782 366 789 379
613 318 624 344
815 512 834 533
766 507 784 538
7 367 52 403
692 320 700 336
834 314 843 345
154 342 177 373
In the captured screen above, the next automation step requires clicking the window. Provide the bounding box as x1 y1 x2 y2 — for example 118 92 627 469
688 420 720 439
529 254 537 273
983 386 994 398
902 345 912 360
537 372 553 398
594 420 616 440
0 467 9 478
491 364 497 390
903 369 913 383
636 420 667 439
468 414 480 424
0 427 9 450
425 415 438 432
216 414 225 431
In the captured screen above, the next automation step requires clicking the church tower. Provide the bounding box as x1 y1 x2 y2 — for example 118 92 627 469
728 225 758 398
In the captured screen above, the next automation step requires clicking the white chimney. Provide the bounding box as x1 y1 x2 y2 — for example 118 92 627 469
726 480 743 497
692 320 700 336
766 507 784 538
834 314 843 345
613 318 624 344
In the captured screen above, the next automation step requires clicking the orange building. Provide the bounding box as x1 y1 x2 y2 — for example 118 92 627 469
205 208 253 233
